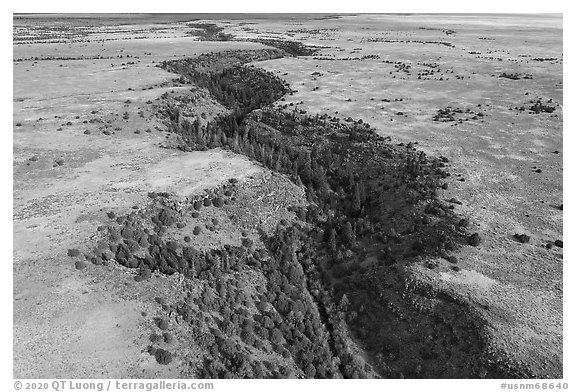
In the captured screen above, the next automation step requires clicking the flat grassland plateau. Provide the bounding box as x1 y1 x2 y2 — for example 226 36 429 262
13 13 562 379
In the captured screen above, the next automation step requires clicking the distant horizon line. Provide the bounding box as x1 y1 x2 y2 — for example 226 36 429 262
13 12 562 16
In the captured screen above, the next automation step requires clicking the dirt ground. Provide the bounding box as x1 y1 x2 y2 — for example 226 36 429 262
13 32 270 377
12 14 563 378
251 14 563 377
